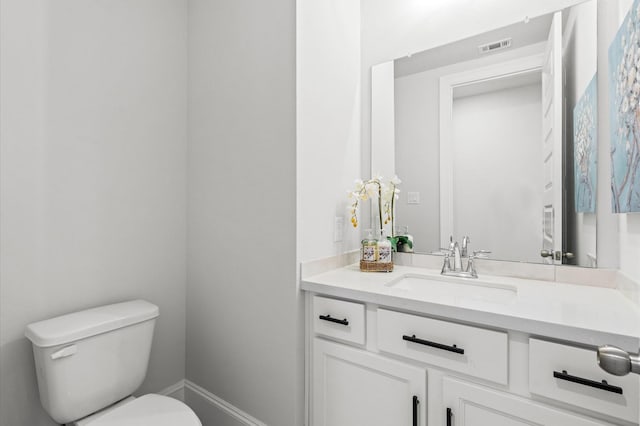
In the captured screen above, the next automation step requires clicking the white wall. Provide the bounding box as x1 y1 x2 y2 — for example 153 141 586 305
186 1 300 426
0 1 188 425
361 0 587 179
452 84 542 262
298 0 362 261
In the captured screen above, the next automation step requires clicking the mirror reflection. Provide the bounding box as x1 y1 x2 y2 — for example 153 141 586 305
371 1 598 267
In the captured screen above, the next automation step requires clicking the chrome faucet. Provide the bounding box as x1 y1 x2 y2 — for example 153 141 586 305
461 236 470 257
449 236 462 271
441 236 489 279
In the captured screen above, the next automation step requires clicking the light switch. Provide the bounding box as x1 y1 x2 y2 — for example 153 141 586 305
407 192 420 204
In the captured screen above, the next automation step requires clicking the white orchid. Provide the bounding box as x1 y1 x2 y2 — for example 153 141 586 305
365 182 380 199
347 175 402 231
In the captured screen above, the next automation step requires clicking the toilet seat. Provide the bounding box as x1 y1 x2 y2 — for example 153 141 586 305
82 394 201 426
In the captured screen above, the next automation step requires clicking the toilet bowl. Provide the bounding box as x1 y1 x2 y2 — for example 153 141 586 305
73 394 200 426
25 300 201 426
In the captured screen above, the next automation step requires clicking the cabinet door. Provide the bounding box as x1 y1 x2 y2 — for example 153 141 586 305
313 338 426 426
443 378 612 426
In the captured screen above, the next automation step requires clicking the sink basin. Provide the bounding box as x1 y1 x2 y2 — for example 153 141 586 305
386 273 517 304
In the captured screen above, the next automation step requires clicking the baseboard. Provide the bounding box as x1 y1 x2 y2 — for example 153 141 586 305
184 380 267 426
158 379 186 401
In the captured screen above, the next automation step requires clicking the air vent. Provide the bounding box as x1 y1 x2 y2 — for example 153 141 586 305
478 38 512 54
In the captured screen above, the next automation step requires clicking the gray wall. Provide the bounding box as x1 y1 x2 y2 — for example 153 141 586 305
186 1 301 426
0 1 188 425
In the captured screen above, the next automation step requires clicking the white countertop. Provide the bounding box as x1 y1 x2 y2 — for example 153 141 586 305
301 264 640 352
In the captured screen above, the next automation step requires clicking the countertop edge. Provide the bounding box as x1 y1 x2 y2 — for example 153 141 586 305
301 279 640 353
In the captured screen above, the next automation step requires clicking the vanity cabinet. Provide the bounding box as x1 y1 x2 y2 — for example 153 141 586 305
312 296 365 345
307 294 634 426
443 378 610 426
529 338 639 424
312 338 427 426
377 308 508 384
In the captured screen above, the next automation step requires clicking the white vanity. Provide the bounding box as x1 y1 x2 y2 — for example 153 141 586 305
301 264 640 426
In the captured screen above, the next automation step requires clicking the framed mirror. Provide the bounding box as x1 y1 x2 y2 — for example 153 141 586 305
371 0 598 267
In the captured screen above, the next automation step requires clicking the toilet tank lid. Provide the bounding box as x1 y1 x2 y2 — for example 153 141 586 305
25 300 159 347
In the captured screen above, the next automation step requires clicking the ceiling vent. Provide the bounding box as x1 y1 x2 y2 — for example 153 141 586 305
478 38 512 54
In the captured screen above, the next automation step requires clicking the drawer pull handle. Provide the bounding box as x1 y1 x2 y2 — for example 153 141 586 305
412 395 419 426
402 334 465 355
446 407 452 426
553 370 623 394
319 314 349 326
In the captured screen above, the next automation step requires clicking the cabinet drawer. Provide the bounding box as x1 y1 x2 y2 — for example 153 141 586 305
529 338 639 424
312 296 365 345
377 309 508 384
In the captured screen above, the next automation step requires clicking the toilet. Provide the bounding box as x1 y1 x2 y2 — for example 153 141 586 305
25 300 201 426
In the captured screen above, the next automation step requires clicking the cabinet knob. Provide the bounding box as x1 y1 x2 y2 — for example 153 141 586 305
540 249 553 258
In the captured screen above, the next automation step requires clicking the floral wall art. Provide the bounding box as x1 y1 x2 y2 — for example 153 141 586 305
609 0 640 213
574 74 598 213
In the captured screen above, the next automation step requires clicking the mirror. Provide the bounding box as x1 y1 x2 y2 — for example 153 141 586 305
371 1 598 267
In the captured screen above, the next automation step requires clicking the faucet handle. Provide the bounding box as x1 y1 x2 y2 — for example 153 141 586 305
464 255 479 278
448 235 456 251
441 252 452 274
461 236 470 257
472 250 491 259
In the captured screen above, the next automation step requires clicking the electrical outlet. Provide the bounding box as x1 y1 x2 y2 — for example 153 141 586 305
334 216 344 242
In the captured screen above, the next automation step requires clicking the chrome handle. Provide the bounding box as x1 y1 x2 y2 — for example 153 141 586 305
598 345 640 376
540 250 575 260
540 250 553 258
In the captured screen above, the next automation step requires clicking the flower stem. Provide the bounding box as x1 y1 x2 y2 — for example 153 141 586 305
376 180 383 233
390 184 395 236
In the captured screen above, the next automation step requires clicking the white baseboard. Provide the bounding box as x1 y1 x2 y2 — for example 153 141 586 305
158 379 186 401
184 380 266 426
158 379 266 426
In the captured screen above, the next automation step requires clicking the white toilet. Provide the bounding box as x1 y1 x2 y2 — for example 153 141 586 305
25 300 201 426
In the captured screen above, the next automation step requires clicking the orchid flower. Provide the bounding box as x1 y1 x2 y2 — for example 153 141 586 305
347 175 401 232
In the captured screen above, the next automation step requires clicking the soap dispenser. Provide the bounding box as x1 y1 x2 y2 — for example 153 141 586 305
359 229 393 272
361 229 377 263
377 229 392 265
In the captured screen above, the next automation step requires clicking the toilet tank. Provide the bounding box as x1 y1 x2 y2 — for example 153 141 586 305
25 300 159 424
